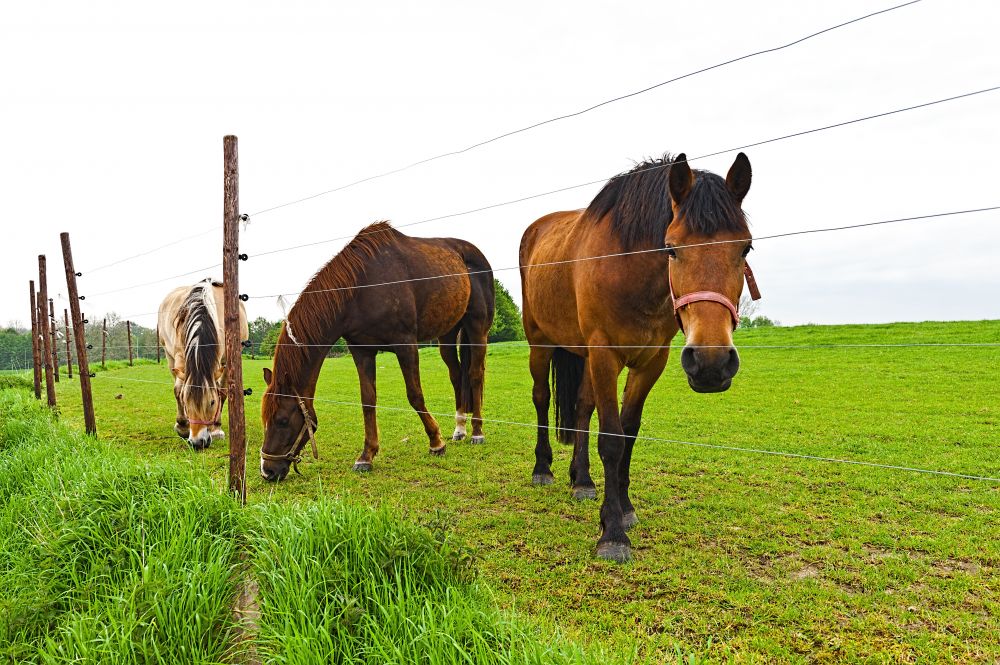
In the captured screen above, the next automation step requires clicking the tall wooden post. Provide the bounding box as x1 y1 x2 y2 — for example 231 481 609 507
126 320 133 366
102 318 107 368
37 257 56 407
223 135 247 504
63 309 73 379
61 233 97 435
49 299 60 382
155 325 161 363
29 282 41 399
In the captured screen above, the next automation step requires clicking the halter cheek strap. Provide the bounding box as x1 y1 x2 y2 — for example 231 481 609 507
670 261 761 333
187 399 223 427
260 394 319 475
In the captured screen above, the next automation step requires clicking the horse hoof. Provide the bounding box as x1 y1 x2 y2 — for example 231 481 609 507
352 461 373 473
429 445 447 456
451 431 466 442
622 511 639 530
470 435 485 445
595 541 632 563
531 473 554 486
571 486 597 501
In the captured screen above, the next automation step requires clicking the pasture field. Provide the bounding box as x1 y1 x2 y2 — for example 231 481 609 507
52 320 1000 663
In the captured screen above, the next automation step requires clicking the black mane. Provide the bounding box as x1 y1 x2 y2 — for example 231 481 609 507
585 154 748 250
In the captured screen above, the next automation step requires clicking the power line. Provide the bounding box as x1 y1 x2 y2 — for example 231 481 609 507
250 205 999 300
82 226 220 276
245 0 924 218
250 85 1000 260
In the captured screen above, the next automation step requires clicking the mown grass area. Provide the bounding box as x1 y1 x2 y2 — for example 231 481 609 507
0 388 616 664
53 320 1000 663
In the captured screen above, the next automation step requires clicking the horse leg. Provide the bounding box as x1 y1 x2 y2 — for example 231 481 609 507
617 352 669 530
350 348 380 472
588 346 630 562
570 364 597 501
438 328 466 441
395 345 445 455
172 380 189 439
529 345 555 485
466 335 487 445
211 390 227 440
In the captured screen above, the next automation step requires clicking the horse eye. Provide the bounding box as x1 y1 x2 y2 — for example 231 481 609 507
741 244 753 258
276 417 289 427
665 245 677 258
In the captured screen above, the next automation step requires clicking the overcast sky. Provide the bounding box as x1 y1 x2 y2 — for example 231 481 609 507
2 0 998 331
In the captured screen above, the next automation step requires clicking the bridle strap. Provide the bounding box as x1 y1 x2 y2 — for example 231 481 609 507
260 394 318 475
669 260 761 333
187 395 223 427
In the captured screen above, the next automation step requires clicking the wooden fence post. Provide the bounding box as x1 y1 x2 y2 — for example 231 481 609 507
61 233 97 435
102 318 107 368
37 257 56 407
29 281 41 399
156 325 161 363
49 299 60 382
223 135 247 504
126 320 133 366
64 309 74 379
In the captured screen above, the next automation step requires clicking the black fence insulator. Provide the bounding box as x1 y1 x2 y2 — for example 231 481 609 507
75 272 82 277
238 253 248 261
88 372 96 378
87 344 93 350
239 213 249 222
241 340 252 348
243 388 253 396
239 294 249 302
79 295 85 300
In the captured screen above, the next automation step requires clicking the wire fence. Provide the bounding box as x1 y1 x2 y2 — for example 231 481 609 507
22 0 1000 494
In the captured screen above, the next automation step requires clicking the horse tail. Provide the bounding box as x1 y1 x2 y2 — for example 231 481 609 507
457 328 473 414
551 347 584 444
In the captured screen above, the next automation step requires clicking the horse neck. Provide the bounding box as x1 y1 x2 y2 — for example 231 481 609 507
275 293 347 398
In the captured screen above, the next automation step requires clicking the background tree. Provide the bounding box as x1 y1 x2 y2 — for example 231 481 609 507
488 279 525 343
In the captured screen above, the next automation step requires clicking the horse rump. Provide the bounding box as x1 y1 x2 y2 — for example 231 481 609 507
551 347 585 444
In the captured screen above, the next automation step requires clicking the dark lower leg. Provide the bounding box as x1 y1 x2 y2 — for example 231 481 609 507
529 347 553 483
351 350 379 470
396 347 443 453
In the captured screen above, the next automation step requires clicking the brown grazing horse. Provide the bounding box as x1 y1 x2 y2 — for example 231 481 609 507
520 153 758 562
260 221 494 481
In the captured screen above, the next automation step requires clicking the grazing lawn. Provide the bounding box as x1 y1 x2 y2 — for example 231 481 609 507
53 320 1000 663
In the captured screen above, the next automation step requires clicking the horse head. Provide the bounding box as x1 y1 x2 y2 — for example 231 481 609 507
260 366 317 481
174 363 225 450
665 152 756 393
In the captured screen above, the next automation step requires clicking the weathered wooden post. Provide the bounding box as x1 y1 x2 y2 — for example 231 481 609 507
49 299 60 382
155 325 161 363
126 320 133 366
63 309 74 379
29 281 41 399
223 135 248 504
37 257 56 407
102 318 107 368
61 233 97 435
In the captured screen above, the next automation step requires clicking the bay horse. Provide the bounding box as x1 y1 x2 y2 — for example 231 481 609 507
259 221 494 481
520 153 759 562
158 279 249 450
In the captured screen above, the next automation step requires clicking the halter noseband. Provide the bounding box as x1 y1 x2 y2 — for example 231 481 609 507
669 261 761 333
260 393 319 475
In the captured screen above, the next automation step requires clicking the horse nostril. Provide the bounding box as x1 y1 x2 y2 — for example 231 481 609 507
723 347 740 380
680 346 700 375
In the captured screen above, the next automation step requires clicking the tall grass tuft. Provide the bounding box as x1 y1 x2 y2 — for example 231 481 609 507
0 390 243 665
251 500 616 665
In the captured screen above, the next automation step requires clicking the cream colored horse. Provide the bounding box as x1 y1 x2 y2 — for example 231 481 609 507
158 279 248 449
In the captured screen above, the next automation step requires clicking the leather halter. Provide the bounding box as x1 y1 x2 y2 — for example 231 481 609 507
669 260 761 333
260 393 318 475
187 398 222 428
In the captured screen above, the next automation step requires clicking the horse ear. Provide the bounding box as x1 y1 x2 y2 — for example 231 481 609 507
263 367 272 385
726 152 752 202
668 154 693 205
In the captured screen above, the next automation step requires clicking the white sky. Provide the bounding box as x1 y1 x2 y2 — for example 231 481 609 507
2 0 998 329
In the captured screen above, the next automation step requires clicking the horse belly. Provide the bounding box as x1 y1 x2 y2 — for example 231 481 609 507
414 251 470 340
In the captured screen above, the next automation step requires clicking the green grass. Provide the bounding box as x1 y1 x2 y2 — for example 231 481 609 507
0 388 615 664
50 320 1000 663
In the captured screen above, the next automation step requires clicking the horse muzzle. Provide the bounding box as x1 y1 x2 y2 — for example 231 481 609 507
681 345 740 393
